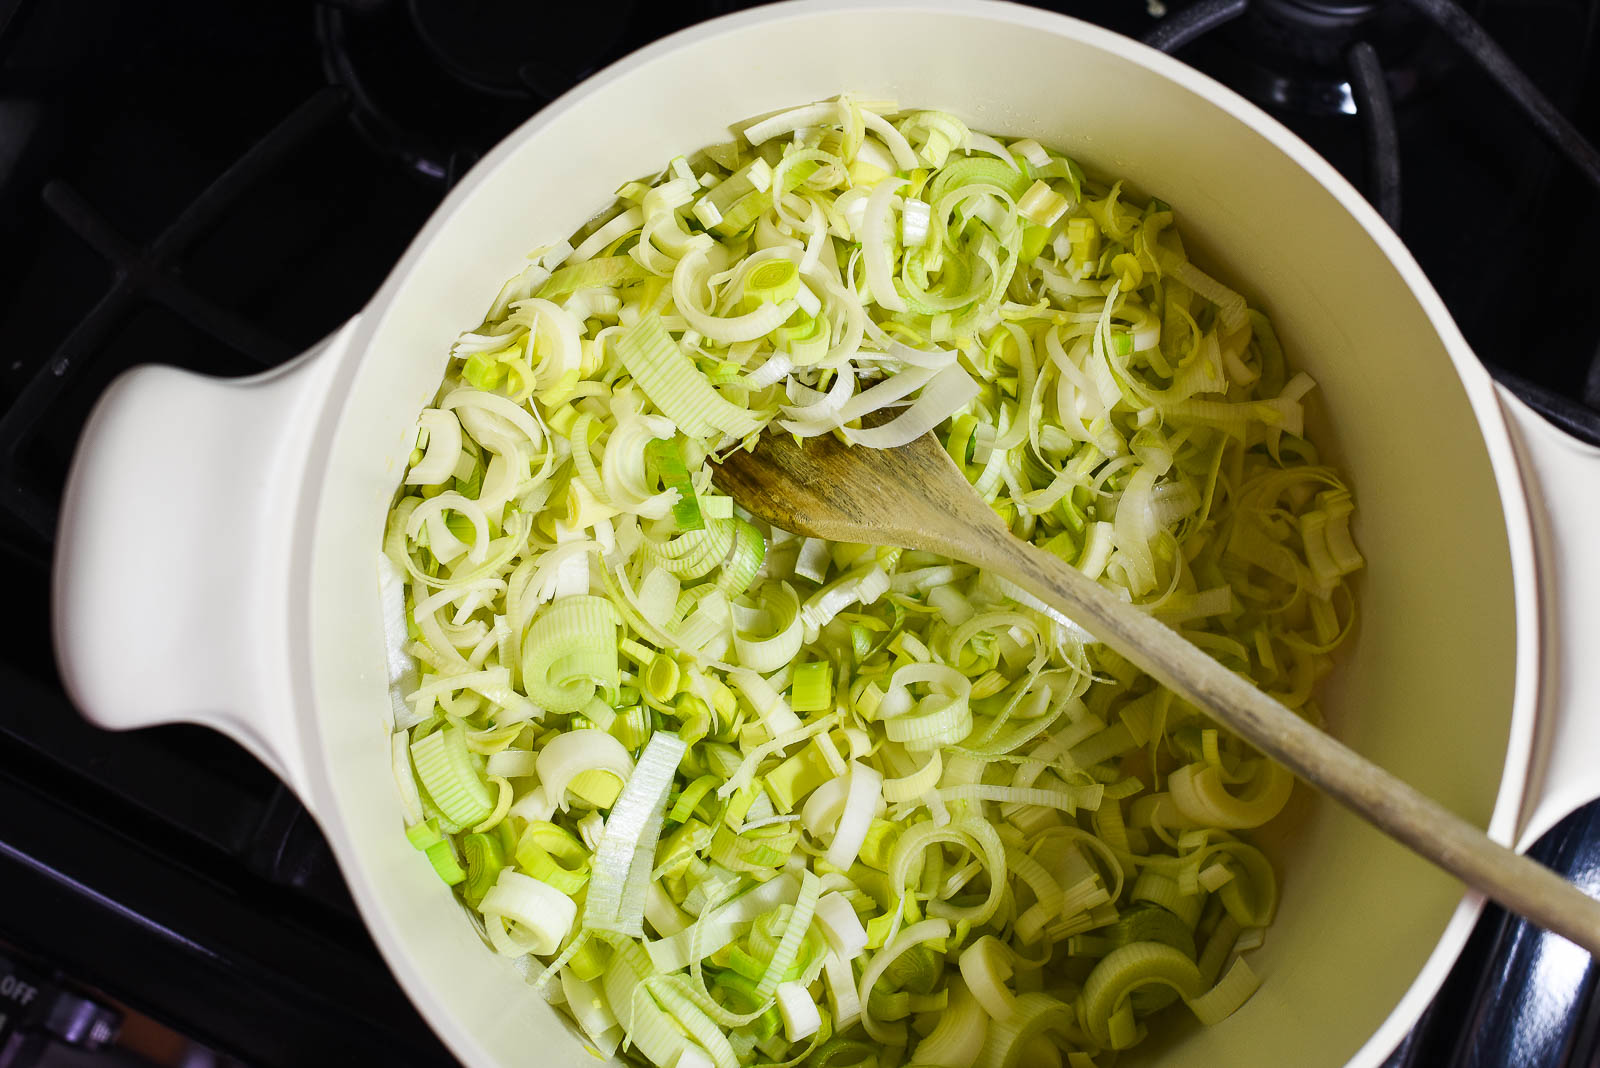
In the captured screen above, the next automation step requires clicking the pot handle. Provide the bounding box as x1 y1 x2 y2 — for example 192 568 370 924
51 320 360 810
1496 385 1600 852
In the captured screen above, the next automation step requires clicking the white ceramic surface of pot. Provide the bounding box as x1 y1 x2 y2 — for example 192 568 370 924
50 2 1600 1065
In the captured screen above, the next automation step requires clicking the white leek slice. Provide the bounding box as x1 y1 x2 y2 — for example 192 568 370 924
480 869 576 956
824 950 861 1030
743 101 844 146
815 892 869 960
440 386 545 452
756 873 823 1006
776 980 822 1041
561 969 622 1058
1168 759 1293 829
801 565 891 632
793 538 832 583
883 748 943 802
509 784 556 824
727 668 802 736
646 873 799 973
800 776 849 841
902 198 932 247
390 732 424 826
520 596 619 713
913 977 988 1067
973 992 1075 1068
567 206 644 266
824 762 884 870
842 364 979 448
732 582 804 672
510 297 584 389
614 312 762 439
406 409 463 485
891 819 1008 927
862 110 919 170
673 247 798 345
535 729 634 812
1079 942 1204 1048
646 880 692 938
585 732 687 936
1185 956 1262 1025
860 177 908 312
859 918 951 1043
959 936 1018 1021
406 492 491 566
780 364 937 438
410 725 494 826
577 810 605 852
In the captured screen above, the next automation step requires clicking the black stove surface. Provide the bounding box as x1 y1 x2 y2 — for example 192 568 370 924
1 2 1596 1066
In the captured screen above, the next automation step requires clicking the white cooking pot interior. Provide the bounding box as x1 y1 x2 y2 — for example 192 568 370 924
292 3 1531 1065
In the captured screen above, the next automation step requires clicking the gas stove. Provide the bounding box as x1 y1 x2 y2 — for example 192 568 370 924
1 1 1596 1065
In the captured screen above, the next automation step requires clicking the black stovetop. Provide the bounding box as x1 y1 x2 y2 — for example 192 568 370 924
1 1 1597 1065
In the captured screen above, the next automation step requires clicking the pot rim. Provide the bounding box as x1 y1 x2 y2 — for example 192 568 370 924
286 3 1546 1065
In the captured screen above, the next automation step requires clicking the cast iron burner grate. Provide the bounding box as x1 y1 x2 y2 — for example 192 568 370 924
1176 0 1441 117
1150 0 1600 228
1145 0 1600 443
315 0 728 185
0 91 337 544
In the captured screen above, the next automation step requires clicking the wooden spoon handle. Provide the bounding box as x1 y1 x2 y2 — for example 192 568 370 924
967 525 1600 956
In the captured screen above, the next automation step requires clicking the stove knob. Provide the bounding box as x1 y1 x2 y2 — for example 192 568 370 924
41 990 119 1050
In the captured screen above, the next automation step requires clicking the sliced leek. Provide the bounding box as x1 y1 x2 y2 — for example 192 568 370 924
383 95 1365 1067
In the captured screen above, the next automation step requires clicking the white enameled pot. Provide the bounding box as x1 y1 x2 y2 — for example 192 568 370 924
50 2 1600 1065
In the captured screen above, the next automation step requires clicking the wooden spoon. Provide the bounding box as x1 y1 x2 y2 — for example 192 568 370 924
713 426 1600 956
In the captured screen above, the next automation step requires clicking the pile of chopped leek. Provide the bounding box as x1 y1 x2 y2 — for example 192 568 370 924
382 96 1364 1068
